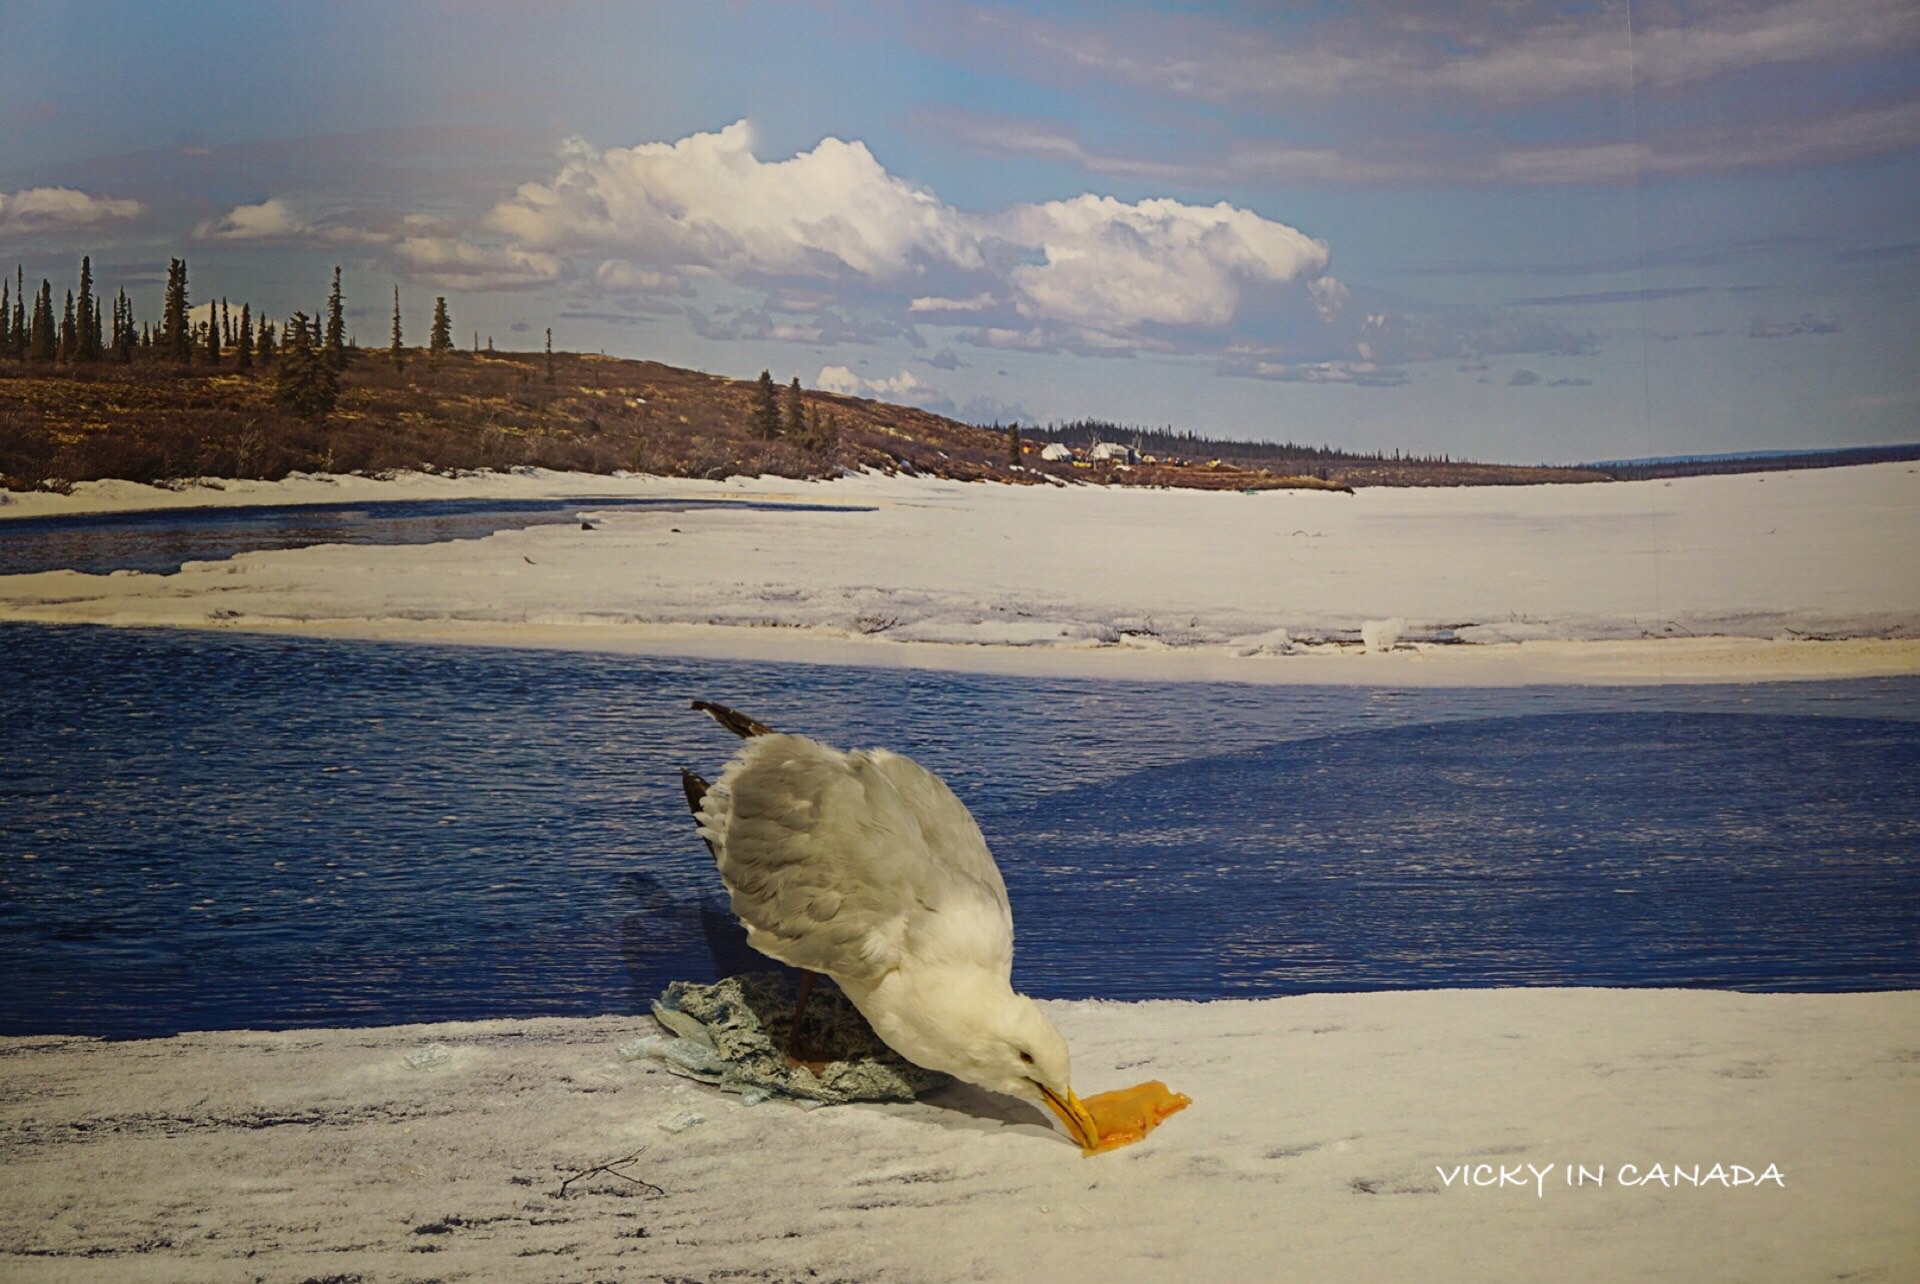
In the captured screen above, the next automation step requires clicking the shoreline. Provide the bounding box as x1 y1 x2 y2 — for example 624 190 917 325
4 989 1915 1282
2 462 1915 686
12 615 1919 687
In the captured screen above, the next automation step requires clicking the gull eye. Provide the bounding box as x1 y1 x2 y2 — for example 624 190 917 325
1018 1050 1035 1065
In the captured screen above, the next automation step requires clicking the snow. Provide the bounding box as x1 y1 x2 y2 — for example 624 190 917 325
2 462 1916 685
1 989 1913 1282
1362 616 1405 654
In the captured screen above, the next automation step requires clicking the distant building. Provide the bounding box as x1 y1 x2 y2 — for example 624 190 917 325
1039 442 1076 462
1087 442 1139 463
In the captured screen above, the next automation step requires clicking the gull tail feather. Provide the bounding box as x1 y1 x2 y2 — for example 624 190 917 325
691 700 776 739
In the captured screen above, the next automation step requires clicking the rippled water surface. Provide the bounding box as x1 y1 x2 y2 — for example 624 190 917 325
0 494 868 576
1 623 1914 1037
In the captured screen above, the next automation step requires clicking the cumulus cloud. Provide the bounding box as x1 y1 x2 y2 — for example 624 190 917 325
195 197 307 241
479 121 1329 351
816 366 930 400
489 122 981 281
0 186 143 235
993 194 1329 333
391 236 564 290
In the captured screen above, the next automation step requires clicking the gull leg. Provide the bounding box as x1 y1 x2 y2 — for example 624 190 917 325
784 970 828 1070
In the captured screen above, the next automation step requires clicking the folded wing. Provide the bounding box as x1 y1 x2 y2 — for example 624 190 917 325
695 733 1012 983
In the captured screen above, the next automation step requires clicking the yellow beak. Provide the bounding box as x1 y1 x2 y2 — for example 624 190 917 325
1038 1084 1101 1152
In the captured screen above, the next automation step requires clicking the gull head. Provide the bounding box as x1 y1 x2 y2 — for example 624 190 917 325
909 978 1100 1150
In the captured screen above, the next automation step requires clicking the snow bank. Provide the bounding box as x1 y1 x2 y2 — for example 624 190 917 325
1 989 1913 1282
2 464 1916 684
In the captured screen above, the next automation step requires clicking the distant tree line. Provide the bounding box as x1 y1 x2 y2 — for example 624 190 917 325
1024 418 1475 471
2 255 489 425
1590 444 1920 481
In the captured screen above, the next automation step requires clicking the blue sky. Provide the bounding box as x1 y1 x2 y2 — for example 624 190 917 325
3 0 1916 461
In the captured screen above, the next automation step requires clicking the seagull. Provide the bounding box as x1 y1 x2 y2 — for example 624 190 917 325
681 700 1100 1150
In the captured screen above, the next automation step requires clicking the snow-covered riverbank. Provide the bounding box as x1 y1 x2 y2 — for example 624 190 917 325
2 463 1916 684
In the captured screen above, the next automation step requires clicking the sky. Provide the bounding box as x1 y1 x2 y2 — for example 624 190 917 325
2 0 1916 463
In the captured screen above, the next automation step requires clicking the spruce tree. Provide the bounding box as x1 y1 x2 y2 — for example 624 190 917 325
784 376 806 439
428 296 452 360
115 289 135 361
1008 422 1021 468
204 305 221 365
324 266 346 369
753 369 782 439
544 327 554 383
0 277 9 357
222 299 232 348
274 312 338 420
257 319 275 365
236 304 254 371
58 289 76 359
12 266 25 359
30 281 57 361
162 258 191 362
389 287 405 372
74 256 101 361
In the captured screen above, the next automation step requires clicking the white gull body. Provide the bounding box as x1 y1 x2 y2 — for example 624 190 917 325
691 716 1099 1147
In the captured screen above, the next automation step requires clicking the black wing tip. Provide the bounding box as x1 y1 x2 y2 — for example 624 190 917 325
680 768 710 815
690 700 776 738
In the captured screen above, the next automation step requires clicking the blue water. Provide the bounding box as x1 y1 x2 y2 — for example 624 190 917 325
0 494 871 576
1 623 1915 1039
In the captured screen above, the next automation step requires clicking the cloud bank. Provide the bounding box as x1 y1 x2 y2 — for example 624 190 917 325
483 121 1330 348
0 187 144 236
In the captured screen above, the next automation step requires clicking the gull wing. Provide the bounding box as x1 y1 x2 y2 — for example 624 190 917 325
695 733 1012 983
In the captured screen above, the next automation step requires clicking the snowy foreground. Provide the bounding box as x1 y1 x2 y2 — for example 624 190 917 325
2 463 1916 684
2 990 1914 1282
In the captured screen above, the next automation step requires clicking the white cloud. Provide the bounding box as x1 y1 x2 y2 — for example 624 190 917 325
0 186 143 235
391 236 564 290
995 195 1329 332
477 121 1333 349
817 366 929 400
1308 274 1351 324
488 121 982 281
1217 356 1409 387
195 197 307 241
909 291 999 313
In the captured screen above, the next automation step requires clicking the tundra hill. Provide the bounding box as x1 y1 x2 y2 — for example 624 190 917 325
0 348 1604 491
